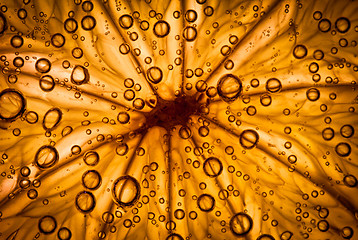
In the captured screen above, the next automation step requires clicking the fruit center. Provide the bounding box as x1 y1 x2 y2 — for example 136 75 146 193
144 95 200 130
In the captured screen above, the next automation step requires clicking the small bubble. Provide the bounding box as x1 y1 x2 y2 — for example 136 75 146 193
229 212 253 236
35 58 51 73
217 74 242 102
185 10 197 23
34 145 59 169
57 227 72 240
306 88 320 101
82 170 102 190
335 142 351 157
117 111 130 124
64 18 78 33
0 88 26 120
43 107 62 131
335 17 351 33
71 65 90 85
240 129 259 149
318 19 331 32
293 44 307 59
153 20 170 38
10 35 23 48
147 66 163 84
83 151 99 166
39 75 55 92
51 33 66 48
112 175 140 207
197 194 215 212
119 14 133 29
38 215 57 234
203 157 223 177
75 191 96 213
265 78 282 93
183 26 197 42
81 15 96 30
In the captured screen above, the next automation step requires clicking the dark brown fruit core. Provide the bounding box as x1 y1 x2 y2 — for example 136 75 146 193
144 95 200 130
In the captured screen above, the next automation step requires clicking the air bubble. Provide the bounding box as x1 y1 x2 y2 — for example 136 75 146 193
82 1 93 12
335 142 351 157
72 47 83 59
13 56 24 68
240 129 259 149
64 18 78 33
266 78 282 93
124 89 135 101
153 20 170 38
26 111 38 124
217 74 242 102
116 143 129 156
322 127 334 141
82 170 102 190
293 44 307 59
35 58 51 73
203 157 223 177
27 189 38 199
229 35 239 44
20 166 31 177
260 94 272 106
313 11 322 20
0 88 26 120
119 43 131 54
133 98 145 110
280 231 293 240
112 175 140 207
38 215 57 234
318 19 331 32
257 234 275 240
57 227 72 240
343 174 357 187
317 220 330 232
39 75 55 92
119 14 133 29
51 33 66 48
75 191 96 213
81 15 96 30
313 50 324 60
197 193 215 212
229 212 253 236
140 20 149 31
83 151 99 166
42 108 62 131
198 126 209 137
185 10 197 22
220 45 232 56
17 9 27 20
179 126 192 139
309 62 319 73
71 65 90 85
335 17 350 33
166 233 184 240
147 66 163 84
306 88 320 101
341 226 354 239
183 26 197 42
204 6 214 16
117 112 130 124
340 124 354 138
34 145 59 169
10 35 23 48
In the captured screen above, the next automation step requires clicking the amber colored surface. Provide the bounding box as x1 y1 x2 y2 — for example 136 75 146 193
0 0 357 239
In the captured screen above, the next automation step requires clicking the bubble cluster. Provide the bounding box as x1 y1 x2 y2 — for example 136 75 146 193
0 0 357 240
